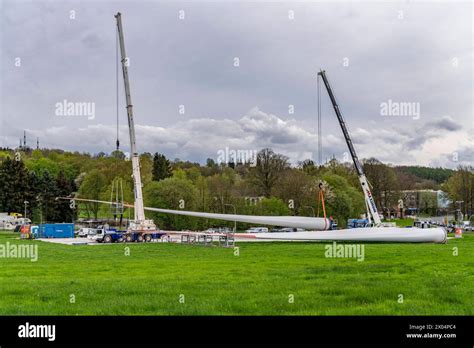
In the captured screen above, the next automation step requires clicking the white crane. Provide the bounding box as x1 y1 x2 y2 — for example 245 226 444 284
115 12 156 231
317 70 382 226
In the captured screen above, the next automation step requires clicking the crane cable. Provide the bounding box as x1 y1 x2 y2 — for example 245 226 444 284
115 25 120 151
317 73 322 165
316 74 327 229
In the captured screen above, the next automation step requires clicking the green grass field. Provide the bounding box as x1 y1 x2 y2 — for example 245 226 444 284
0 230 472 315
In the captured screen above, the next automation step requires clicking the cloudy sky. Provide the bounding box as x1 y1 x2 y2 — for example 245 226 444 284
0 0 472 168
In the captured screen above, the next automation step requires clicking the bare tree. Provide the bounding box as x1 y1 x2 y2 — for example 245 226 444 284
251 148 289 197
363 158 400 214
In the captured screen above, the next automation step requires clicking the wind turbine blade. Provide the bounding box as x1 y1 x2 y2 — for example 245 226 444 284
57 197 330 230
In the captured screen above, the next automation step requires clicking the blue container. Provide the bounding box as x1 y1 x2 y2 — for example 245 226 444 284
38 223 75 238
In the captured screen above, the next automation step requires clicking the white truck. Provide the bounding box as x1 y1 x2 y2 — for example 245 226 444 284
77 228 94 237
246 227 269 233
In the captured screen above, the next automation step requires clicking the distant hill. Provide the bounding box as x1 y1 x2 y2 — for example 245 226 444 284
395 166 455 185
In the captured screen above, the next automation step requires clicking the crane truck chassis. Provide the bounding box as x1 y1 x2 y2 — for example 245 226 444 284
90 228 167 243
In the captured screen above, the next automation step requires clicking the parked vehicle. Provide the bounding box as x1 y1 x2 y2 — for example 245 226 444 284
347 219 370 229
88 227 167 243
271 227 306 232
204 227 233 233
413 220 431 229
77 228 94 237
0 213 31 230
245 227 269 233
462 221 473 232
89 228 124 243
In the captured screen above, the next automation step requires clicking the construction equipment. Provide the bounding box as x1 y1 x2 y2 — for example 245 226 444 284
89 226 166 243
115 12 156 233
317 70 382 226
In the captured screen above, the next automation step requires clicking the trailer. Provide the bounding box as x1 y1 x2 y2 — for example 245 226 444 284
124 231 167 243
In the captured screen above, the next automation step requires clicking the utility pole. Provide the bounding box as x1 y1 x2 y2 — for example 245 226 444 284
24 200 29 219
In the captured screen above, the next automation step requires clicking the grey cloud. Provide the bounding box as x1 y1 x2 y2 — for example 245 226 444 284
397 115 467 151
81 33 104 49
1 107 464 169
428 116 462 132
1 1 472 169
428 146 474 168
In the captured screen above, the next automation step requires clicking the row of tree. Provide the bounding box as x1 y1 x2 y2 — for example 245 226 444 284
0 157 76 223
0 147 472 229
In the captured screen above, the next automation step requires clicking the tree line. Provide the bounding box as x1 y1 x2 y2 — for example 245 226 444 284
0 147 472 229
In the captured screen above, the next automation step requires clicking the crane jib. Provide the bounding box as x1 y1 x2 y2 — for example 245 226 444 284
318 71 365 177
115 12 146 224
